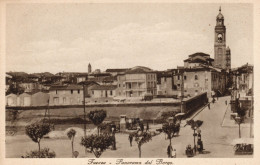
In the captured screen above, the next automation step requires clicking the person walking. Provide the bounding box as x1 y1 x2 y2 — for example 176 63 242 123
146 122 149 132
208 103 210 110
167 145 173 158
172 149 177 158
128 134 133 147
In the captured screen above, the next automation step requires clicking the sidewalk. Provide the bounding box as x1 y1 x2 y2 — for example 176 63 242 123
221 100 250 128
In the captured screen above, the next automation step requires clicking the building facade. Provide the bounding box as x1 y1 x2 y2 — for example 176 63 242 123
49 85 83 105
116 66 157 98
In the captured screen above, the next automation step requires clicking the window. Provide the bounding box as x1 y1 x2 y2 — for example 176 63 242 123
195 75 198 80
164 77 167 82
218 48 222 55
92 91 94 95
119 84 121 87
63 97 66 104
110 90 113 96
78 90 80 94
71 90 73 94
184 76 187 80
178 75 180 80
56 90 58 94
195 90 198 92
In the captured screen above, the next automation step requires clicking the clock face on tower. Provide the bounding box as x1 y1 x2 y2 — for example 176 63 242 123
217 34 223 43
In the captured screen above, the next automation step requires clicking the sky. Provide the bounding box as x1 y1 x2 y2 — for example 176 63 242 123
6 3 253 74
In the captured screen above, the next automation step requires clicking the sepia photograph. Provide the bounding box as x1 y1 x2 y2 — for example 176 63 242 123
1 1 257 163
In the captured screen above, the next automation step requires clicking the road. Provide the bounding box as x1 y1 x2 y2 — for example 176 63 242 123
5 96 252 158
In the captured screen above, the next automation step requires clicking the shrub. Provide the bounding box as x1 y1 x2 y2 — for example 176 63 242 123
80 134 113 158
22 148 56 158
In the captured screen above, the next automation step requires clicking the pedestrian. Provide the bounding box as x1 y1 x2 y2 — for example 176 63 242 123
167 145 173 158
212 97 216 104
225 100 227 105
140 122 144 132
128 134 133 147
208 103 210 109
172 149 177 158
146 122 149 132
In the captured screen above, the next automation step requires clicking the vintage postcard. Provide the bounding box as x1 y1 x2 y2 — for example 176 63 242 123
0 0 259 165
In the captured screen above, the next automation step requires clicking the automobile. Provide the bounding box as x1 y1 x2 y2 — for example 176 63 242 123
232 138 253 155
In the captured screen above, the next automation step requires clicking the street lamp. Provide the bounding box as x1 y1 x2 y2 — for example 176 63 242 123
235 116 242 138
192 126 197 153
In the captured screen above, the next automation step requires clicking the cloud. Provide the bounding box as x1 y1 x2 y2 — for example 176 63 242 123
7 22 213 73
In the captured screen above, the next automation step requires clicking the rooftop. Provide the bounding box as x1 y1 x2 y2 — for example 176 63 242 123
49 85 83 90
91 85 117 90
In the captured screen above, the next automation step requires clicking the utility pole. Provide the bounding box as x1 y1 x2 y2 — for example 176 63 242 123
83 84 86 137
249 67 253 138
180 71 184 113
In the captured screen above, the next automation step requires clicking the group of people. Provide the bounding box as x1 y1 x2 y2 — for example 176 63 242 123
167 145 177 158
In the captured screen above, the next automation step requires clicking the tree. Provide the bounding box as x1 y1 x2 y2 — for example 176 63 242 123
80 134 113 158
236 105 246 138
87 110 107 135
67 129 76 157
186 119 203 153
133 131 152 158
25 123 51 154
162 123 175 146
160 111 177 123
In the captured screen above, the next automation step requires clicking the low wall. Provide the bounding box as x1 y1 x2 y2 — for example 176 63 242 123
6 102 181 110
182 92 208 115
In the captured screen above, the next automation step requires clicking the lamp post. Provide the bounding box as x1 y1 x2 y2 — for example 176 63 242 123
197 128 201 140
193 126 197 153
235 116 242 138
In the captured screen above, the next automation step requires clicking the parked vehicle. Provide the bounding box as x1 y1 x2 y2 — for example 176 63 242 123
232 138 253 155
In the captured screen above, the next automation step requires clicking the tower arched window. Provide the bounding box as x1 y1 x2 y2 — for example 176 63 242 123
218 48 222 55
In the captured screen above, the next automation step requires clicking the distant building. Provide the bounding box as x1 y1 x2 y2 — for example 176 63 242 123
6 93 18 107
156 71 177 96
89 85 117 103
28 74 40 82
18 93 32 106
88 63 92 73
230 64 253 116
116 66 157 98
75 74 88 83
106 68 129 76
19 81 43 93
184 52 214 68
31 92 50 106
49 85 83 105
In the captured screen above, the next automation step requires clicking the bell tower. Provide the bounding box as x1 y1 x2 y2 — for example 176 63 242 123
214 7 230 70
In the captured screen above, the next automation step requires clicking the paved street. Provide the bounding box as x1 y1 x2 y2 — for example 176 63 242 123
5 96 252 158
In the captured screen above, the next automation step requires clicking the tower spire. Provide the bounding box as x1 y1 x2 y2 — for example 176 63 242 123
219 6 221 13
